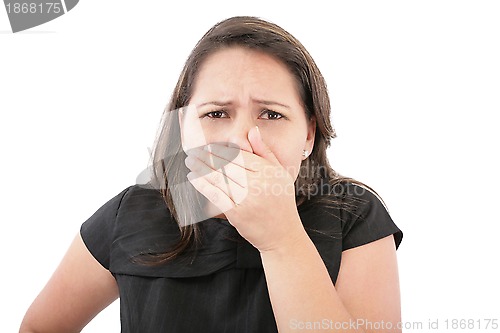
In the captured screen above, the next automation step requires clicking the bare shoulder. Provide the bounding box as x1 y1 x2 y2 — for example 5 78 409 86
19 233 119 333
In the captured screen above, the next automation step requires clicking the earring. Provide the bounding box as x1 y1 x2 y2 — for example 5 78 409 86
302 150 309 158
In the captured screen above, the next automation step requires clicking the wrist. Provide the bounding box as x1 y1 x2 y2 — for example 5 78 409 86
258 219 311 256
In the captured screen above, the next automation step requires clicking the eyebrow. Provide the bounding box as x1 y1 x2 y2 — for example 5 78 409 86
198 101 233 108
198 99 291 109
253 99 291 109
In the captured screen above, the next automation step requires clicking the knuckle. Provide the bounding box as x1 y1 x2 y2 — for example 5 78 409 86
211 172 222 184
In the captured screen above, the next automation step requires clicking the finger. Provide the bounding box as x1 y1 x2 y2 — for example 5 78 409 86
185 154 248 204
205 166 249 205
187 172 236 213
203 143 260 172
247 126 280 165
187 145 236 171
185 149 247 187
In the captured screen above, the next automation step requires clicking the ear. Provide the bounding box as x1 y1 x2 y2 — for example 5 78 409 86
305 115 316 154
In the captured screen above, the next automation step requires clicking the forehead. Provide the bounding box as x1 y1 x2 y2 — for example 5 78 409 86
191 47 302 105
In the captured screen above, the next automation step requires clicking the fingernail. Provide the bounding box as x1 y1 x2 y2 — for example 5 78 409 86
184 156 192 168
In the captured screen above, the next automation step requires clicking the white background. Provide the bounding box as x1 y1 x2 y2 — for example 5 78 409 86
2 1 499 332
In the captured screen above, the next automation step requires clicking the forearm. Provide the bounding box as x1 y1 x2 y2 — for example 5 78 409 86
260 224 363 333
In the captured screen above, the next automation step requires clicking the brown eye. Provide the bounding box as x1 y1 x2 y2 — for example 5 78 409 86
205 111 228 119
261 110 284 120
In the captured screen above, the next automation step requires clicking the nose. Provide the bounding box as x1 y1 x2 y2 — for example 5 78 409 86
224 116 254 153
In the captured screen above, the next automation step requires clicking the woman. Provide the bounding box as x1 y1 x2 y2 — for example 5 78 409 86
20 16 403 333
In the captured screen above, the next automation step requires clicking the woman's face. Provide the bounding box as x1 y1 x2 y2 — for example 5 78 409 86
180 47 315 182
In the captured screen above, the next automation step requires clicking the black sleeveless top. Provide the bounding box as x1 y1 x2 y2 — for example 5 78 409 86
80 181 403 332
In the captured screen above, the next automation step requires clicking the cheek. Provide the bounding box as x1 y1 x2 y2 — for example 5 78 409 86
179 106 211 152
183 118 228 145
197 127 219 142
269 144 303 180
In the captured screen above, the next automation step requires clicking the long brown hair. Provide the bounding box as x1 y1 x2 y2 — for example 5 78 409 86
145 16 369 264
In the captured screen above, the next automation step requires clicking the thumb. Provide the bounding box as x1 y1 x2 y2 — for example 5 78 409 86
248 126 279 164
